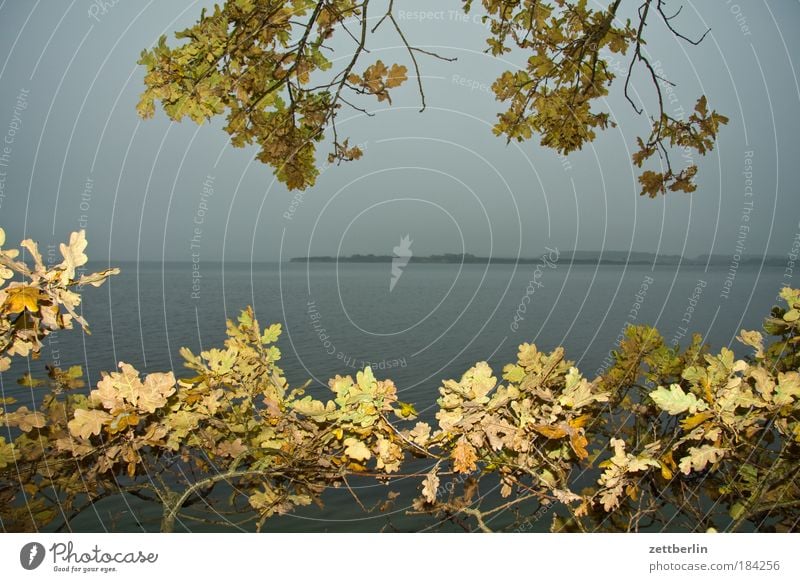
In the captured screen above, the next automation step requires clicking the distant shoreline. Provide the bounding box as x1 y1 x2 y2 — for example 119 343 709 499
290 252 788 267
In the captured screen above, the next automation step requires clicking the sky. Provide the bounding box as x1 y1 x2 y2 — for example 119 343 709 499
0 0 798 263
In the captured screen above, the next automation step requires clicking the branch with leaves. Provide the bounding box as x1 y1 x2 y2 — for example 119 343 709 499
0 227 118 374
136 0 451 190
2 229 797 532
138 0 727 197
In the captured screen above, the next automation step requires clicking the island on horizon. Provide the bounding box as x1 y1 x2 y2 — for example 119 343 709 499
290 251 787 267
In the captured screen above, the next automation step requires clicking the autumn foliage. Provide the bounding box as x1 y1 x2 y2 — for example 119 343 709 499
1 229 798 532
137 0 728 197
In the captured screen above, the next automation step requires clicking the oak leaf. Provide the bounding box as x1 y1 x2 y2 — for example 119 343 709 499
774 372 800 406
92 363 144 411
59 230 88 282
385 64 408 89
678 445 725 475
421 467 440 504
9 406 47 432
68 409 111 440
343 437 371 461
138 371 176 413
650 384 708 415
217 438 248 458
452 437 478 473
569 431 589 460
4 286 43 313
532 424 567 439
0 437 16 468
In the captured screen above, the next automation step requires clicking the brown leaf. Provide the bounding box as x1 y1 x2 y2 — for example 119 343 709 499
569 431 589 460
532 424 567 439
91 362 144 411
452 437 478 474
137 371 176 413
217 438 248 458
68 409 111 440
385 64 408 89
9 406 47 432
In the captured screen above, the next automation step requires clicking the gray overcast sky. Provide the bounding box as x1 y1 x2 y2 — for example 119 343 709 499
0 0 798 262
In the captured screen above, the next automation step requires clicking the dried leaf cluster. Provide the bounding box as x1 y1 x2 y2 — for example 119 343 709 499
2 230 798 532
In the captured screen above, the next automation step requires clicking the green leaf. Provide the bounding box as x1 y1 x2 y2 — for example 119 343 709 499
356 367 377 392
261 323 282 344
729 502 746 520
502 364 525 383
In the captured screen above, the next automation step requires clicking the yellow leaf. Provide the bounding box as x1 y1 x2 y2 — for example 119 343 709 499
4 286 43 313
568 414 592 429
737 329 764 358
76 268 120 288
502 364 526 383
17 373 44 388
261 323 282 344
775 371 800 406
398 401 417 419
343 437 371 461
108 412 140 434
409 422 431 445
680 411 713 431
661 450 676 476
650 384 708 415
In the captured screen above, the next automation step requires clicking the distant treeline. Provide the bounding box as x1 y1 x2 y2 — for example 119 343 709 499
290 251 788 266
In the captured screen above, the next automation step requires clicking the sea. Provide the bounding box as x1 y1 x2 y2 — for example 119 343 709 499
1 260 790 531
